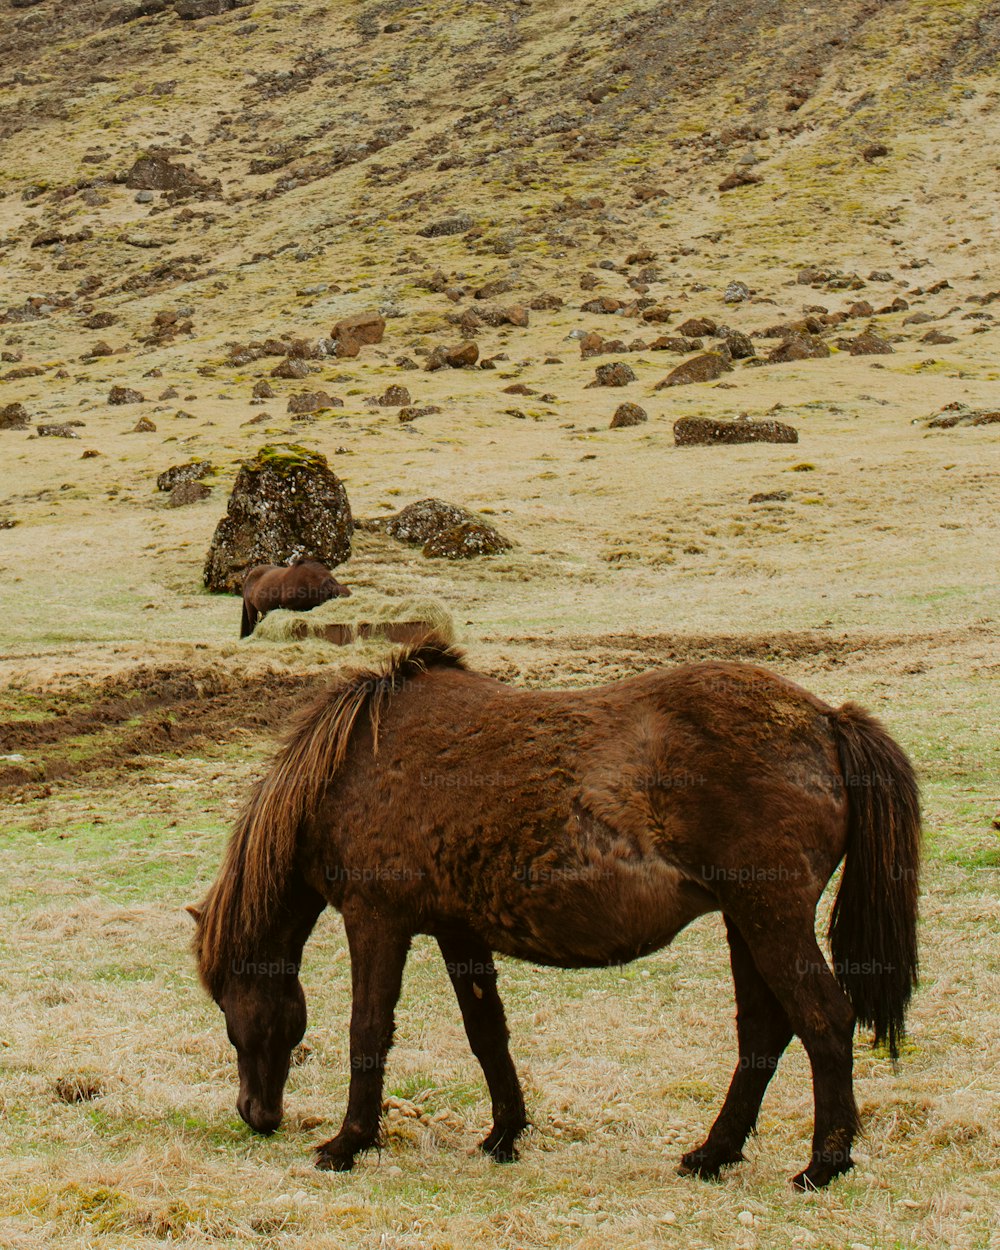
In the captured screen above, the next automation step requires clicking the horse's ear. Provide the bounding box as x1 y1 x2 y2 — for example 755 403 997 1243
185 904 203 922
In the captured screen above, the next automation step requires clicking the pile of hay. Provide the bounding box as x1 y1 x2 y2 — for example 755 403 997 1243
249 588 456 646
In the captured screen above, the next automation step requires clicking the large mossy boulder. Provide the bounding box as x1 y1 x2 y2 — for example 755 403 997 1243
203 444 352 593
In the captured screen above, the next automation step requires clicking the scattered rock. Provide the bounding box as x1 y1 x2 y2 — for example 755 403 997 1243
417 214 474 238
398 405 442 423
848 331 894 355
252 380 275 399
925 405 1000 429
610 403 648 428
131 416 157 432
168 481 212 506
581 296 624 315
654 352 732 388
123 150 220 197
580 331 605 359
108 385 145 405
723 281 751 303
37 423 83 438
676 317 717 337
370 385 411 407
719 169 762 192
767 335 830 363
425 342 479 370
157 460 213 491
674 415 798 446
721 330 755 358
589 361 636 387
204 444 352 593
641 306 675 324
648 335 702 353
270 358 312 379
921 329 957 345
174 0 251 18
0 403 30 430
423 520 513 559
332 311 385 357
287 391 342 414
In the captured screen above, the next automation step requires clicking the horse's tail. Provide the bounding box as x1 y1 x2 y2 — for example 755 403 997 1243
195 633 464 994
240 599 257 639
828 703 921 1060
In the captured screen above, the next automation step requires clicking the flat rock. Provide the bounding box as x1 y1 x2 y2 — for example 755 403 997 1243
655 352 732 388
675 416 798 446
157 459 213 491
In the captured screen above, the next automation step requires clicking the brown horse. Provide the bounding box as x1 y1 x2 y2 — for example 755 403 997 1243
240 557 350 638
191 636 920 1190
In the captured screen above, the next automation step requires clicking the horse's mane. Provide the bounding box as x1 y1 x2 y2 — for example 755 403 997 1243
194 632 466 996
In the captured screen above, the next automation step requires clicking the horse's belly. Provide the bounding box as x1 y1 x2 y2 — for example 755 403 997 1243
484 856 716 968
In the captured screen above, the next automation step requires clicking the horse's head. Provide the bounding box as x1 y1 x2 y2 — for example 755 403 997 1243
217 961 307 1134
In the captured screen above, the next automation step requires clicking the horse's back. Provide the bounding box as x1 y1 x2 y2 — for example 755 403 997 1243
303 660 848 966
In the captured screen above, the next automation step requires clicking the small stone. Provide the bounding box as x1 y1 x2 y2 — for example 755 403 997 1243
168 480 211 506
108 385 145 404
589 361 636 387
132 416 157 432
135 190 155 204
425 342 479 370
252 380 275 399
610 403 647 428
270 358 311 379
287 391 342 414
157 460 213 491
723 281 751 303
848 331 894 355
676 317 717 337
767 335 830 363
721 330 755 358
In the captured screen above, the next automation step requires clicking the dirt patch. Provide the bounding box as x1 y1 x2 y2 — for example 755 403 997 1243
0 663 316 789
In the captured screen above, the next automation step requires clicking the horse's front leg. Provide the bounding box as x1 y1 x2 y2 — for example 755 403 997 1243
315 905 410 1171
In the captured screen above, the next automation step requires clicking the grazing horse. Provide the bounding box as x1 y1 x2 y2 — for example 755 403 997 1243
240 557 350 638
191 636 920 1190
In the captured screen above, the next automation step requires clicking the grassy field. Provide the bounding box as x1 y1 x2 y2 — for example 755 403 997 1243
1 593 997 1248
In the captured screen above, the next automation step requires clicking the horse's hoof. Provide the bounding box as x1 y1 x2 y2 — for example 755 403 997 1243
791 1155 853 1191
678 1144 743 1180
314 1139 357 1172
480 1125 522 1163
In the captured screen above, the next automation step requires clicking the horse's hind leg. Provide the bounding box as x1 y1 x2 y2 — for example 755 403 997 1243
315 907 410 1172
437 931 527 1161
680 916 793 1179
726 903 859 1190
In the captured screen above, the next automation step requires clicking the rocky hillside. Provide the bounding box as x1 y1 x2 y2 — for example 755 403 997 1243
3 0 999 363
